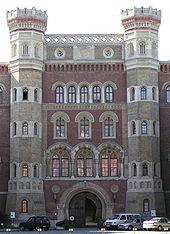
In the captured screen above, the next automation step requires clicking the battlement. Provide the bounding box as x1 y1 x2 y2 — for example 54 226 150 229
121 6 161 21
7 7 48 33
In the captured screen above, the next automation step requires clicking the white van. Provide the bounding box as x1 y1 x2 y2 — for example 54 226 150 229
104 213 141 229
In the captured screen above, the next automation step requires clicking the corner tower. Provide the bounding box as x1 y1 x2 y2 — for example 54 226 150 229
121 6 166 216
6 8 47 219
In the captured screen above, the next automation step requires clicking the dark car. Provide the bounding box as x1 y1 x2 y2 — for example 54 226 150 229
19 216 50 231
56 219 72 230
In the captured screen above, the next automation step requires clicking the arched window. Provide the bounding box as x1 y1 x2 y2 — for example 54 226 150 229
0 87 3 104
105 86 113 103
76 148 94 177
13 122 17 136
128 43 134 57
142 163 148 176
132 163 137 176
80 117 90 138
13 164 17 178
22 164 29 177
23 87 28 100
52 149 69 177
11 44 17 57
22 122 28 135
139 42 146 55
141 87 147 100
68 86 76 103
130 87 135 101
33 164 38 178
152 87 156 100
153 121 156 135
34 45 40 57
100 148 118 177
21 200 28 213
132 121 136 135
22 44 29 56
13 88 17 101
34 123 38 136
93 86 101 103
55 86 64 103
56 118 65 137
34 88 38 102
166 86 170 103
104 117 114 137
80 86 88 103
141 121 147 135
143 199 149 212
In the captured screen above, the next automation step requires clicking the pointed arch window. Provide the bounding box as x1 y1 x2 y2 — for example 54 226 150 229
152 87 156 100
52 149 69 177
142 163 148 176
22 44 29 56
0 87 3 104
105 86 113 103
33 164 39 178
139 42 146 55
14 88 17 101
132 121 136 135
132 163 137 176
13 122 17 136
34 123 38 136
13 163 17 178
80 86 88 103
80 117 90 138
21 199 28 213
100 148 118 177
68 86 76 103
141 121 147 134
93 86 101 103
22 122 28 135
23 87 28 100
166 86 170 103
153 121 156 135
34 45 40 57
22 164 29 177
56 86 64 103
76 148 94 177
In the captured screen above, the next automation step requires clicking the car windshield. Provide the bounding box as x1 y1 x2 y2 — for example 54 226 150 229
108 215 120 220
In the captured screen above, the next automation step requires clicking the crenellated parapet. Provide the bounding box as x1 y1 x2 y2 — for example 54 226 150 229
121 6 161 32
7 7 48 33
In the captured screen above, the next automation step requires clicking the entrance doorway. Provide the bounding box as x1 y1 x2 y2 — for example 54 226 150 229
69 192 102 227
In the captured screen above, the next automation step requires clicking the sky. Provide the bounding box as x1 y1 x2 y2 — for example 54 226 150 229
0 0 170 62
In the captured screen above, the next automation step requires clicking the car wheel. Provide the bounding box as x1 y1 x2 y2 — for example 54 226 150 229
35 225 41 231
158 225 164 231
19 225 25 231
128 225 133 230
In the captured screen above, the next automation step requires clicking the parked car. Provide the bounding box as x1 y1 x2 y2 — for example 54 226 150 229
97 219 106 230
143 217 170 231
118 218 143 230
56 219 71 230
19 216 50 231
103 213 141 229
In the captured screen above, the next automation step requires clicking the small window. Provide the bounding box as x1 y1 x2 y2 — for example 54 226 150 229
166 86 170 103
139 42 146 55
13 122 17 136
33 164 38 178
14 88 17 102
80 86 88 103
68 86 76 103
132 121 136 135
141 87 147 100
93 86 101 103
23 87 28 101
21 199 28 213
80 117 90 138
133 163 137 176
34 88 38 102
143 199 149 212
104 117 114 137
22 164 29 177
56 86 64 103
152 87 156 100
142 163 148 176
34 123 38 136
153 121 156 135
34 45 40 57
0 87 3 104
11 44 17 57
105 86 113 103
130 87 135 101
141 121 147 134
22 122 28 135
56 118 65 137
13 164 17 178
22 44 29 56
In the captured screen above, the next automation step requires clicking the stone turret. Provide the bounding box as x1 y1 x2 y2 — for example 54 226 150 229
122 6 165 217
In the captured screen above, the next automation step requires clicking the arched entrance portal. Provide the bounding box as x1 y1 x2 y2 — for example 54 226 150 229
69 192 102 227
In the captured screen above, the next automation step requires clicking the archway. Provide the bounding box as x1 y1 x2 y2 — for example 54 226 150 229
69 192 102 227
